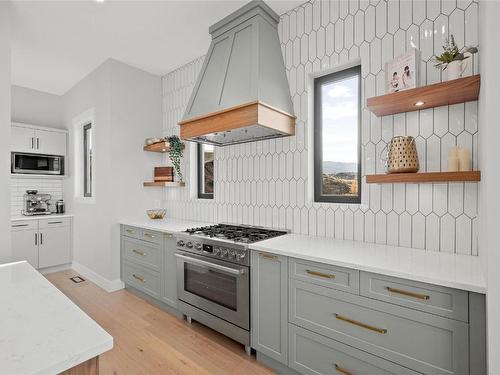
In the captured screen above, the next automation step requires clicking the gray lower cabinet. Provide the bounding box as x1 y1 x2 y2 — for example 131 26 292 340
121 226 177 309
251 251 288 365
289 324 420 375
250 253 485 375
161 233 177 308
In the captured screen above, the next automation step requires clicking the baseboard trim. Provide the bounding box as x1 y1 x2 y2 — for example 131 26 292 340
39 263 72 275
72 261 124 292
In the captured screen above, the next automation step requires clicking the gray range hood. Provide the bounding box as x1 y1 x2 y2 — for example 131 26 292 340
179 0 296 146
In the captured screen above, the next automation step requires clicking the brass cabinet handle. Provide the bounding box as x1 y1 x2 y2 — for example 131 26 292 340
48 221 63 225
125 229 134 234
334 313 387 334
164 233 173 239
386 286 430 300
12 223 29 228
132 249 146 256
259 253 277 260
334 364 353 375
143 233 155 238
132 274 145 283
306 269 335 279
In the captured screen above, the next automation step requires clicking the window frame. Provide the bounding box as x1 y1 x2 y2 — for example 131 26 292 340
313 65 362 204
197 143 214 199
83 122 92 198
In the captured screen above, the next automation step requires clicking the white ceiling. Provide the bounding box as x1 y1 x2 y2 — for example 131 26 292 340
10 0 303 96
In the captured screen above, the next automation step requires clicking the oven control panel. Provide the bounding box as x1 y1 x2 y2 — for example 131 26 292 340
176 238 248 265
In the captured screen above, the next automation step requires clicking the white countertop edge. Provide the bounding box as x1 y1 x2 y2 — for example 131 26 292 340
249 243 486 294
38 339 113 375
11 213 74 221
118 217 212 234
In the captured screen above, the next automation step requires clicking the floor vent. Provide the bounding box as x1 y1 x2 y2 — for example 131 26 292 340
70 276 86 283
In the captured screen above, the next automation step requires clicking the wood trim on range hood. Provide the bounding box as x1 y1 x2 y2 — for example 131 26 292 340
179 101 296 141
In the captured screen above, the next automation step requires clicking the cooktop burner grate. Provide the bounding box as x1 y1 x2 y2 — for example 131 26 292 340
185 224 287 244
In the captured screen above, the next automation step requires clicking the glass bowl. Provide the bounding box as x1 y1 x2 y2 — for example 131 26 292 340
147 209 166 220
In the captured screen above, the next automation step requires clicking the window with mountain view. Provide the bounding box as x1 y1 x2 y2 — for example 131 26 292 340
314 65 361 204
198 144 214 199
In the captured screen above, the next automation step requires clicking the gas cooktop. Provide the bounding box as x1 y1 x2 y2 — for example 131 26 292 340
184 224 288 244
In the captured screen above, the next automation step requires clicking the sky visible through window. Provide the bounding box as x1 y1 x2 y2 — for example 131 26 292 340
321 75 359 165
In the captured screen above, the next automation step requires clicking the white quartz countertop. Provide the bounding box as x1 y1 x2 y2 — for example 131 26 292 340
0 261 113 375
11 213 74 222
250 234 486 294
119 217 211 234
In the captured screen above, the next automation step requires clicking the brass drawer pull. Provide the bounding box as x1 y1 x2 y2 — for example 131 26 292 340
132 274 145 283
334 364 353 375
165 234 173 239
125 229 134 234
143 233 155 238
260 253 277 260
334 313 387 334
132 249 146 256
386 286 430 300
306 269 335 279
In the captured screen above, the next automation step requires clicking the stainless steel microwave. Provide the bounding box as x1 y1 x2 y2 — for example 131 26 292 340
11 152 64 176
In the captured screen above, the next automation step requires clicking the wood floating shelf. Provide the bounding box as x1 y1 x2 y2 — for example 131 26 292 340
367 75 480 117
143 181 186 187
366 171 481 184
143 141 185 153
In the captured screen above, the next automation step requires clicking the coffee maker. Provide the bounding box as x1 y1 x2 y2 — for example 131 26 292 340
22 190 52 216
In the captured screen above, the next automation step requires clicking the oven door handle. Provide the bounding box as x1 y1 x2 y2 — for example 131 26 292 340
175 253 246 275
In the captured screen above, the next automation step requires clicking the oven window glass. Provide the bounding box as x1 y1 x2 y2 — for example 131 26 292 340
184 263 237 311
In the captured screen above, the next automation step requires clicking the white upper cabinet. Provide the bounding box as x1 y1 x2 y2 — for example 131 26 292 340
11 123 67 156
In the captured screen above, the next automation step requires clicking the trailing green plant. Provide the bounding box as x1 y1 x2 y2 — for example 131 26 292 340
166 135 184 181
434 34 478 70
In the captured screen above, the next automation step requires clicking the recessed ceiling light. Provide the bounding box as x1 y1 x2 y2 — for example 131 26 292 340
415 101 425 106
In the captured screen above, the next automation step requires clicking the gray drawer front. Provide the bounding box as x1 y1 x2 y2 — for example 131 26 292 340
122 238 161 271
360 272 469 322
122 225 142 240
140 229 163 245
122 261 161 299
289 324 420 375
290 258 359 294
290 279 468 375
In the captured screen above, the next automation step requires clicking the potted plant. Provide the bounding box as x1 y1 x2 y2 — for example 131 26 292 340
434 35 478 81
165 135 184 182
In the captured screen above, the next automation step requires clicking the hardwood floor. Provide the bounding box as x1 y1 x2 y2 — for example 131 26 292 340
46 270 275 375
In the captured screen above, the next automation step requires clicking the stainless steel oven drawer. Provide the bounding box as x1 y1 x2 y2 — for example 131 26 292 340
360 271 469 322
122 237 161 271
290 279 468 375
123 261 161 299
290 258 359 294
289 324 421 375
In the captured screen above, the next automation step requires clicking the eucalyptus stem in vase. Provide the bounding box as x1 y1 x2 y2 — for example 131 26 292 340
166 135 184 182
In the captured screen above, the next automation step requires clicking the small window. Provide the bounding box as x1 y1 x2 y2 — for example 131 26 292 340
83 123 93 198
314 65 361 204
198 143 214 199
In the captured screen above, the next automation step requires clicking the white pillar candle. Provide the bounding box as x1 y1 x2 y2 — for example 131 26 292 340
458 148 471 171
448 146 461 172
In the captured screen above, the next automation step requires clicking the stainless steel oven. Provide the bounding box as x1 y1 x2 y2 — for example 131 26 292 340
11 152 64 175
175 251 249 330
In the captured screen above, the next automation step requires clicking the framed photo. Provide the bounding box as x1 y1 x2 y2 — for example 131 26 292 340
385 48 421 93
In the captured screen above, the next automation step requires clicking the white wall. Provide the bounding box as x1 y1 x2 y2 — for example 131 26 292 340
478 1 500 373
63 59 162 284
11 85 64 128
0 2 12 263
162 0 479 256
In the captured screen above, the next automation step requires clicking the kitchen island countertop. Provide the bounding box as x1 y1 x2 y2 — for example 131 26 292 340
0 261 113 375
119 217 212 234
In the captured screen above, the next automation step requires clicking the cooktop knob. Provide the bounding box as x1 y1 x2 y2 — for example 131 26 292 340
213 247 221 255
195 243 202 250
177 240 185 247
238 252 246 260
228 250 236 259
220 249 228 257
186 242 193 249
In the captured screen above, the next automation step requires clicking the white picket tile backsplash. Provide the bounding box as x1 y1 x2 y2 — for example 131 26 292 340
162 0 479 255
10 178 64 216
